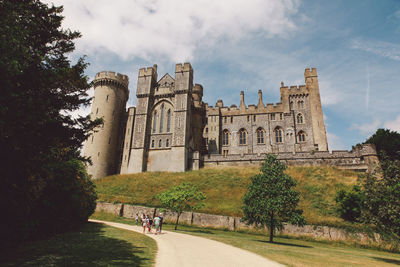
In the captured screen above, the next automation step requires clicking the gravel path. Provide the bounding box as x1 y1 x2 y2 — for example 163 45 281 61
90 219 283 267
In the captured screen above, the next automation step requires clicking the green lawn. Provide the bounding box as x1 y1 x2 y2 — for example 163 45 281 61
91 212 400 267
94 166 360 227
0 222 157 267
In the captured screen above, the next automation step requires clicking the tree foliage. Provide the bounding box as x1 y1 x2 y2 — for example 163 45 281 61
356 128 400 161
335 185 365 222
157 182 206 230
0 0 99 246
362 159 400 238
242 154 305 242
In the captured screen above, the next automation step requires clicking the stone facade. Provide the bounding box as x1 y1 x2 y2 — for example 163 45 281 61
84 63 378 179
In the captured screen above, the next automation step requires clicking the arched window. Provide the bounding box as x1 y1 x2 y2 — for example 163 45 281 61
152 111 157 133
167 109 171 132
298 131 306 143
222 130 230 146
158 139 162 147
297 113 303 124
274 127 283 143
239 129 247 145
151 139 155 148
256 128 265 144
166 139 169 147
159 104 165 133
298 100 304 109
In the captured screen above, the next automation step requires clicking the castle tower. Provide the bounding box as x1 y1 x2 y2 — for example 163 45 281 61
171 63 193 171
127 65 158 173
84 71 129 179
305 68 328 151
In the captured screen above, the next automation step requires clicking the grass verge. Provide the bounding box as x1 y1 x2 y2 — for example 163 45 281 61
0 221 157 267
91 212 400 267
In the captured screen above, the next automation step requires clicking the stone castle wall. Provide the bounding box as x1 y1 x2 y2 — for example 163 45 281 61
201 143 378 172
96 202 382 245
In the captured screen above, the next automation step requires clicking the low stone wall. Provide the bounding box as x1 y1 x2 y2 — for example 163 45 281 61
202 144 379 172
95 202 381 244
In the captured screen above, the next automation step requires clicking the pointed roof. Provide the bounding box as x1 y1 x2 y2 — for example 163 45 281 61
157 73 175 86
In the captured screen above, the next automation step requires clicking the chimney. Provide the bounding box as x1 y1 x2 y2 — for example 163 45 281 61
257 89 264 108
240 91 246 110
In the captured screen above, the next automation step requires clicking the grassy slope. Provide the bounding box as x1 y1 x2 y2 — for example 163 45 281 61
95 166 361 226
0 222 157 267
91 212 400 267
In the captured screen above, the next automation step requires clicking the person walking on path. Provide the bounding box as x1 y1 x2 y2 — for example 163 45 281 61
148 215 153 233
142 214 147 233
135 213 139 226
154 214 161 235
159 213 164 233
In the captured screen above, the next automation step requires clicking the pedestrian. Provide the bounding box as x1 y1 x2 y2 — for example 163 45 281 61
154 214 161 235
159 213 164 233
148 215 153 233
135 213 139 226
142 214 147 234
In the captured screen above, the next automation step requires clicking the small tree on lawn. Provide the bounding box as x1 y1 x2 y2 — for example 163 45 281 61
157 182 206 230
242 154 306 242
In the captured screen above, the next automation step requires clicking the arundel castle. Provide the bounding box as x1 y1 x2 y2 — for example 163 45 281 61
84 63 378 179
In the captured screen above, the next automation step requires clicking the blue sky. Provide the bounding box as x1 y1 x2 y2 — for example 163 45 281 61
46 0 400 150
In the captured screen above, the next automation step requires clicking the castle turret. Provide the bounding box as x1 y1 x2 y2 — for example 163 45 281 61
84 71 129 179
127 65 158 173
305 68 328 151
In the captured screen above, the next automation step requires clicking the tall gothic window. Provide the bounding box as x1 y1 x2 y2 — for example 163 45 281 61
167 109 171 132
298 100 304 109
274 127 283 143
222 130 230 146
298 131 306 142
239 129 247 145
297 113 303 124
256 128 265 144
152 111 157 133
159 104 165 133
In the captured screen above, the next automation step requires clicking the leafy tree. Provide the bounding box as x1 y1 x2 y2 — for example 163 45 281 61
157 182 206 230
0 0 100 245
242 154 306 242
362 159 400 238
355 128 400 161
335 185 365 222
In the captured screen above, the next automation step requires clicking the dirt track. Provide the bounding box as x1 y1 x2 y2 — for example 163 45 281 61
90 219 283 267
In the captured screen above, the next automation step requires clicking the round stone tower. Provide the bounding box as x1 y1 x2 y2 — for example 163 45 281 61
84 71 129 179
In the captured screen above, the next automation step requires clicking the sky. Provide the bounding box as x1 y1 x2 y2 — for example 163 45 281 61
44 0 400 151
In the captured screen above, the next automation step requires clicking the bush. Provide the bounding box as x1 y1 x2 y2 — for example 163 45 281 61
335 185 365 222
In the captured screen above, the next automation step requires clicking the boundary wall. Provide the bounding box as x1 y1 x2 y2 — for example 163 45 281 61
202 144 379 172
96 202 381 245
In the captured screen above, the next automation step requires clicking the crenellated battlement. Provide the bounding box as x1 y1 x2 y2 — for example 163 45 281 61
175 62 193 72
94 71 129 89
305 67 317 78
138 66 157 77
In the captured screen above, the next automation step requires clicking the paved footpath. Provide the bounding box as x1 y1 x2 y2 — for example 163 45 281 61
90 219 284 267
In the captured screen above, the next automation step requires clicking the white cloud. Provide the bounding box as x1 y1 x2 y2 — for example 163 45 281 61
319 79 340 106
351 38 400 61
351 119 381 136
44 0 300 62
327 131 345 151
384 114 400 133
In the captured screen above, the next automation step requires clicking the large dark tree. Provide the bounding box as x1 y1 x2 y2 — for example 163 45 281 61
362 158 400 239
359 128 400 161
242 154 306 242
0 0 100 246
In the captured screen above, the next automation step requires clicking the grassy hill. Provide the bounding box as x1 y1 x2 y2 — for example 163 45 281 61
94 166 362 226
